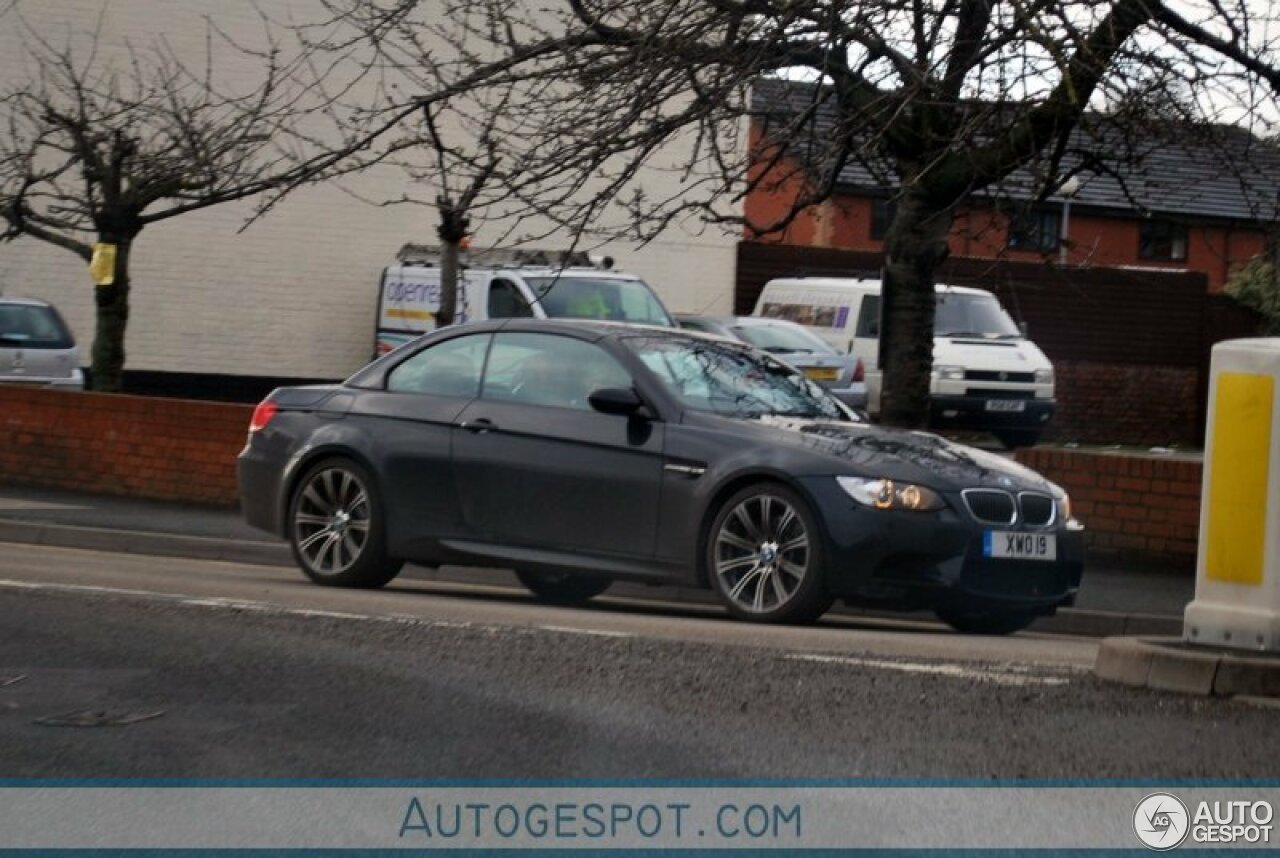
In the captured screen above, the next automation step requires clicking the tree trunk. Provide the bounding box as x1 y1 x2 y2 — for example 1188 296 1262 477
436 203 469 328
437 239 459 327
89 237 132 393
878 194 953 429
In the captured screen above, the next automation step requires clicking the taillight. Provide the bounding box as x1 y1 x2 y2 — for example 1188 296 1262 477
248 400 278 433
852 357 865 383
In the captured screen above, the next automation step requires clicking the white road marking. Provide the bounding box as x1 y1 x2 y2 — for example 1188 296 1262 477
786 652 1076 687
536 625 634 639
0 578 612 641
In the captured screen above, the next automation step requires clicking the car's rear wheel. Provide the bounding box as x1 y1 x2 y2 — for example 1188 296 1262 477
935 606 1038 635
515 569 612 604
706 484 833 624
289 458 402 588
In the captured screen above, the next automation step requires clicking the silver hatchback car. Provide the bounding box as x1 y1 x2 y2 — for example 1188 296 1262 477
675 314 866 410
0 297 85 389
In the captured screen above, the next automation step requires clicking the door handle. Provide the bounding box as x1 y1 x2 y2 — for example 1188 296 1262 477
459 418 496 434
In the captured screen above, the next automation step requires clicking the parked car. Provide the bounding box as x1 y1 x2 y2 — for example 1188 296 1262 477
238 319 1084 633
0 297 85 389
675 314 867 410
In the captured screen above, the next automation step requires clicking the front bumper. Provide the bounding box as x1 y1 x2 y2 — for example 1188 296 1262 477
801 477 1084 612
929 394 1055 432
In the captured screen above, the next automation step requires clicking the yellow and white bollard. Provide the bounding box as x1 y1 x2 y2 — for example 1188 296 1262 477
1185 339 1280 651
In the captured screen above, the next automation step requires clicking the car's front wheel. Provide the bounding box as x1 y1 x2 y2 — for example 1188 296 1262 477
706 484 833 624
935 606 1038 635
515 569 612 604
288 458 403 588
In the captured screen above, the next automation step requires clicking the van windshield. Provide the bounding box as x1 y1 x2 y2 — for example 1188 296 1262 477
934 292 1021 338
526 276 673 326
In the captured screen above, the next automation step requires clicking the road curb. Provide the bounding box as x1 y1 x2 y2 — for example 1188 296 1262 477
1095 635 1280 697
0 517 1182 639
0 518 292 567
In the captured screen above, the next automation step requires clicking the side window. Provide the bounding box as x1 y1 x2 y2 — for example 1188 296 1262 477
855 295 881 338
482 333 632 411
488 279 533 318
386 334 490 397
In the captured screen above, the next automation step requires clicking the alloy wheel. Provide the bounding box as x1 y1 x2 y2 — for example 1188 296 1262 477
712 492 811 615
292 465 371 577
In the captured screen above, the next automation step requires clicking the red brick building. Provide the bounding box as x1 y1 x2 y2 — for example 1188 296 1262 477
745 80 1280 292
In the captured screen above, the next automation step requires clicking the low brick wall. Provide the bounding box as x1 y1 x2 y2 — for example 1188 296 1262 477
1044 361 1201 447
1015 447 1202 570
0 386 251 507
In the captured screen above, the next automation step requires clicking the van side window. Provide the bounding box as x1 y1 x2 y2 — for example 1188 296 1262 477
488 279 533 318
856 295 881 338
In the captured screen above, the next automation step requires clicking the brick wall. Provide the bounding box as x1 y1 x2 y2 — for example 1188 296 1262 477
1044 362 1202 446
1015 447 1202 569
0 387 251 507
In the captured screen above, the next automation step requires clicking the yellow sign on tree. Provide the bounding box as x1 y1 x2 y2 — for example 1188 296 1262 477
89 243 117 286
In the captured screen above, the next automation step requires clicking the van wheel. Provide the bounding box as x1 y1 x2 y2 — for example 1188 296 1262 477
995 429 1040 450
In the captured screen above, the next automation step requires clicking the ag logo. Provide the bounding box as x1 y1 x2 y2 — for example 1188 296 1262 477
1134 793 1190 850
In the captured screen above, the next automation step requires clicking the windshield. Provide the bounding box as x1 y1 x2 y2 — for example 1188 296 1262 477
934 292 1021 338
625 336 849 420
732 322 837 355
525 276 673 326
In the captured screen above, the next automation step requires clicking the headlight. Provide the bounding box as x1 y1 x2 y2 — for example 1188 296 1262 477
1034 368 1054 384
934 365 965 380
1058 493 1072 522
837 476 945 512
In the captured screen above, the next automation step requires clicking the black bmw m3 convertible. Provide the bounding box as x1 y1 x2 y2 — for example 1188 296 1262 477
238 319 1083 634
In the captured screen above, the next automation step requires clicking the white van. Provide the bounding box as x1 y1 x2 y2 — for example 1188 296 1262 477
375 244 674 356
753 276 1055 447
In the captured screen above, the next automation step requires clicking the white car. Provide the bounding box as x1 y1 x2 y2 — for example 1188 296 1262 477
0 297 85 389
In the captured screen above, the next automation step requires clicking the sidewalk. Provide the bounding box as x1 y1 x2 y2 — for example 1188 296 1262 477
0 485 1192 638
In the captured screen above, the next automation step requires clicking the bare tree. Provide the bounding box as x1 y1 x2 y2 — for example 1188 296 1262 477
0 11 422 391
316 0 1280 428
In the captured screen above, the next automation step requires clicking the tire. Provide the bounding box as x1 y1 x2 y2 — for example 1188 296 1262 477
995 429 1040 450
515 569 612 604
935 606 1038 635
288 457 403 588
705 483 834 624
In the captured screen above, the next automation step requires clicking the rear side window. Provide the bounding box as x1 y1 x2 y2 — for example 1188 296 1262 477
386 333 490 397
0 304 74 349
855 295 880 338
758 301 843 329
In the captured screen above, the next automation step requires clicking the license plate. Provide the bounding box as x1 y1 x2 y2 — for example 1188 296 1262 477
803 367 839 381
985 399 1026 412
984 531 1056 561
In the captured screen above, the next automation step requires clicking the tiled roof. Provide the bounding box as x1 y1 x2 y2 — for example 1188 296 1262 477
752 78 1280 224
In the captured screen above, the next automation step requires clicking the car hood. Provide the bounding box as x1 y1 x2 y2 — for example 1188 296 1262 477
751 416 1059 494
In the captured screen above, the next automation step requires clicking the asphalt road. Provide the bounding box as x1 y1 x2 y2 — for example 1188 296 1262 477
0 543 1275 779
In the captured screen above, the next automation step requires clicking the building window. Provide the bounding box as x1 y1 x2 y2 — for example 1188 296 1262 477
1007 209 1062 252
870 198 896 240
1139 219 1188 261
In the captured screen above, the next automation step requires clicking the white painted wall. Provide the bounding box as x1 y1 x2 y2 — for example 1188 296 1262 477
0 1 739 381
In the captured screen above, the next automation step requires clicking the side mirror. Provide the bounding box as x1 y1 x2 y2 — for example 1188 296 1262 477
588 387 649 418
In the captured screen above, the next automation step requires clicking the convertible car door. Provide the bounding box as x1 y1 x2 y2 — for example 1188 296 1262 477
452 331 665 558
